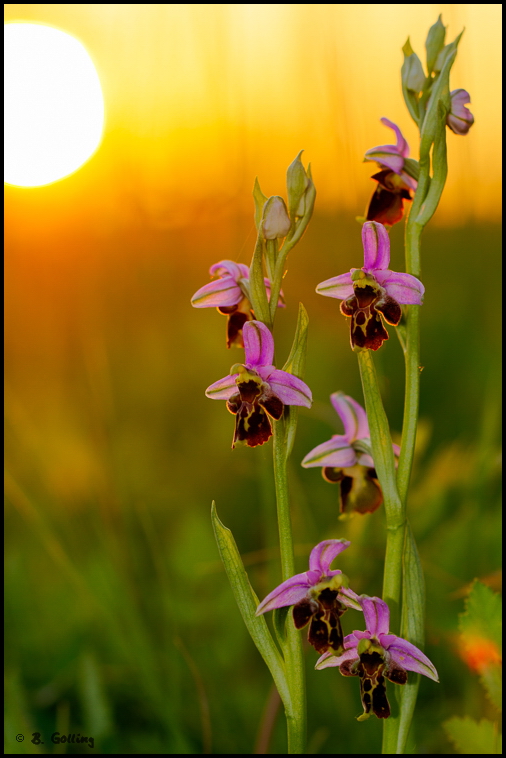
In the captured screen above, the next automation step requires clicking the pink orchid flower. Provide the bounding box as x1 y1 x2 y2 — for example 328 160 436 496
363 118 417 226
302 393 400 515
316 595 439 720
256 539 361 654
205 320 311 448
191 260 284 348
316 221 424 351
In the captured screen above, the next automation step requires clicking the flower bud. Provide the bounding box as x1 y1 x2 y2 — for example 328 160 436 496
446 89 475 135
402 39 426 93
425 15 446 75
286 151 309 217
261 196 291 240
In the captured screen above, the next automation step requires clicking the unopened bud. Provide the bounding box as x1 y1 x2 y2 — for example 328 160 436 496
425 15 446 75
261 196 291 240
286 151 310 217
402 39 426 93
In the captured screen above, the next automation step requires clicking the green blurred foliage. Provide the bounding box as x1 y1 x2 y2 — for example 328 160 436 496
5 211 501 753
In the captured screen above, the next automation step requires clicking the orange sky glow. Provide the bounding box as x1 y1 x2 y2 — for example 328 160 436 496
5 4 502 231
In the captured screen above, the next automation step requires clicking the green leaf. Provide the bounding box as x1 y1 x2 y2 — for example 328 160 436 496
282 302 309 378
480 664 502 712
425 15 446 75
282 303 309 459
459 580 502 711
248 234 271 327
210 502 290 704
443 717 501 754
459 580 502 651
253 177 268 231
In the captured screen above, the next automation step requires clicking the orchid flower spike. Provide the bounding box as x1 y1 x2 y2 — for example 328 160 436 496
191 260 284 348
205 320 311 448
447 89 475 135
363 118 417 226
256 540 361 655
316 221 424 351
301 393 400 515
316 595 439 721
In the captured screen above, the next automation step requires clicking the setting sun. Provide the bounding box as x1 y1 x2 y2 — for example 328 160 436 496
4 23 104 187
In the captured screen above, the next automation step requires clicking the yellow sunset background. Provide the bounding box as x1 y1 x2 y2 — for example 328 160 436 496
5 4 501 755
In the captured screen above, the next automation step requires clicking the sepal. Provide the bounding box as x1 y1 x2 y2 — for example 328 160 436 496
425 15 446 75
286 150 309 218
401 38 426 126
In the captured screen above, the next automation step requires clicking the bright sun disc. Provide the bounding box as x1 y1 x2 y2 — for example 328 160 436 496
5 23 104 187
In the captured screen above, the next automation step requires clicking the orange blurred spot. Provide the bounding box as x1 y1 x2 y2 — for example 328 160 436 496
460 636 502 672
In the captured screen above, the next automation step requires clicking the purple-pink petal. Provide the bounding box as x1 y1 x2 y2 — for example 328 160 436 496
380 634 439 682
363 118 410 173
380 117 410 158
330 392 370 442
309 539 351 575
374 270 425 305
362 221 391 272
301 436 357 469
447 89 474 135
315 633 361 669
209 260 243 280
205 373 239 400
315 272 354 300
191 276 243 308
264 279 286 308
400 170 418 192
361 596 390 636
255 570 320 615
364 148 405 175
340 586 363 611
265 369 312 408
356 452 375 468
243 321 274 368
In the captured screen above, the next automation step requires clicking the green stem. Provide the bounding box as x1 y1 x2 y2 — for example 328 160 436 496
273 421 306 754
357 350 405 616
386 146 432 753
356 350 405 755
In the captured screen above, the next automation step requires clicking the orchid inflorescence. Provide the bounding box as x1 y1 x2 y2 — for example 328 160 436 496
256 539 438 721
191 13 473 749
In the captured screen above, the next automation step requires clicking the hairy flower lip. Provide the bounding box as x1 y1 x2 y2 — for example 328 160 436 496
315 595 439 682
205 321 312 447
314 596 438 720
301 393 400 515
255 540 361 655
255 539 361 616
315 222 424 351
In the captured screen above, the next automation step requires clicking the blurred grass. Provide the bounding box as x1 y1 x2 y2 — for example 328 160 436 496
5 211 501 753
